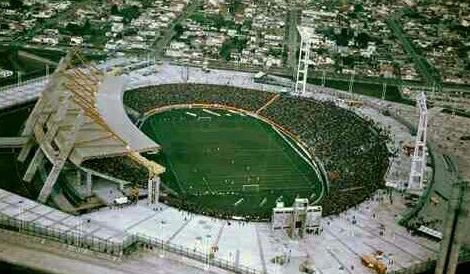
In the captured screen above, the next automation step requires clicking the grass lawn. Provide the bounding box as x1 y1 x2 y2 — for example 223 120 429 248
141 107 323 219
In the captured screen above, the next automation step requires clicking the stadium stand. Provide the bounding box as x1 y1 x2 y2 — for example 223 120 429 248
123 83 272 113
260 96 390 215
82 156 148 186
85 84 390 219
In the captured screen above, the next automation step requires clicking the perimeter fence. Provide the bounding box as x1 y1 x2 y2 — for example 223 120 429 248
0 213 262 274
0 213 135 256
136 233 262 274
0 76 47 93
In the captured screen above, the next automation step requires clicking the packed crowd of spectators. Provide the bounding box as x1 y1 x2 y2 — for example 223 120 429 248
260 96 390 215
124 84 272 113
85 84 390 218
82 156 148 186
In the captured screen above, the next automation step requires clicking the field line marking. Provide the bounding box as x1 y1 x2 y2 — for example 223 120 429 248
272 126 317 174
202 108 221 116
185 111 197 117
271 126 315 186
271 125 326 201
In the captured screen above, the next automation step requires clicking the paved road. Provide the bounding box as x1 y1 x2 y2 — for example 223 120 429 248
152 0 201 58
387 12 441 86
286 9 301 71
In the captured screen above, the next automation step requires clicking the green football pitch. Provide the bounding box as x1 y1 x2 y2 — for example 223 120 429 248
141 107 324 219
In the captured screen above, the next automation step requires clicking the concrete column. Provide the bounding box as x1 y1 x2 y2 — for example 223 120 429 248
148 176 161 206
38 160 64 203
155 176 160 204
76 169 81 184
23 149 44 182
17 139 34 162
86 172 92 196
147 178 153 206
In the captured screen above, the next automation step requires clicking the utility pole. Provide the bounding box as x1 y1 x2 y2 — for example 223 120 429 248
17 71 22 87
181 66 189 83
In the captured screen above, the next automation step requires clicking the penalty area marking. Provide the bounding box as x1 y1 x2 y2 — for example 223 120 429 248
234 198 244 207
242 184 260 192
259 197 267 207
197 116 212 121
185 111 197 117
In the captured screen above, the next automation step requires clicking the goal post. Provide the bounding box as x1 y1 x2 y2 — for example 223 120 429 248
197 116 212 122
242 184 260 192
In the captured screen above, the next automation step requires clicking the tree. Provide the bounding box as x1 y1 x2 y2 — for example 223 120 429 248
111 4 119 16
219 39 233 61
9 0 23 9
228 0 242 15
174 23 184 38
120 6 141 23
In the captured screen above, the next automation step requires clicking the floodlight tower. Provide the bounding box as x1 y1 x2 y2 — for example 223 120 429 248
382 83 387 101
408 92 428 191
181 66 189 83
294 26 315 95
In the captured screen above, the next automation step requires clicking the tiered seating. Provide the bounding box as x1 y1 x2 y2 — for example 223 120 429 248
87 84 390 217
124 83 272 113
260 96 390 215
82 156 148 186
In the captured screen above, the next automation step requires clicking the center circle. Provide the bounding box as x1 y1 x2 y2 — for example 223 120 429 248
141 106 324 221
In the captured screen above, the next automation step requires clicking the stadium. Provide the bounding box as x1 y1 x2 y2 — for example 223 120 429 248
0 51 468 274
81 82 389 222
